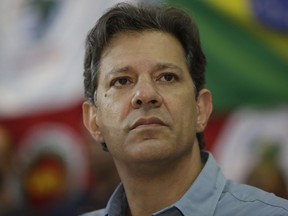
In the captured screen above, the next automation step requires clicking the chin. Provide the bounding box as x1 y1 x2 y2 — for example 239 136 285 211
123 139 178 163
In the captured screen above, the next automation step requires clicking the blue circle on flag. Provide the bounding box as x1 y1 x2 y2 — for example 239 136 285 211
250 0 288 33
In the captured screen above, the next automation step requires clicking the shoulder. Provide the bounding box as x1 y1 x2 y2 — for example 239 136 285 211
79 209 106 216
218 180 288 215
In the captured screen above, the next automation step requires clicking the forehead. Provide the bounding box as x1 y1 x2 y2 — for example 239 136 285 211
104 30 184 54
99 31 188 73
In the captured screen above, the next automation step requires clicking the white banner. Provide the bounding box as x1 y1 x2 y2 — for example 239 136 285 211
0 0 138 117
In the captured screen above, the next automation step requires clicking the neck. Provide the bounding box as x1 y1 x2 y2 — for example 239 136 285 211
115 143 203 216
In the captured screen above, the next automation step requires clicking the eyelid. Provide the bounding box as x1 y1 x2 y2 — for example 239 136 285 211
110 76 132 87
157 72 179 81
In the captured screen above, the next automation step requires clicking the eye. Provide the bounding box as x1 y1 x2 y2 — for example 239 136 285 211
111 77 132 87
158 73 178 82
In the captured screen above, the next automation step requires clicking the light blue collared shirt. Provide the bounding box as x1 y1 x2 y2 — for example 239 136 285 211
81 152 288 216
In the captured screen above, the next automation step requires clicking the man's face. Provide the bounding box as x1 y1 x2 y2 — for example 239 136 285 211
85 31 207 164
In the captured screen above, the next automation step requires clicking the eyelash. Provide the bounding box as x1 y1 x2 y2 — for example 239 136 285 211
110 73 179 88
157 73 179 82
111 77 132 87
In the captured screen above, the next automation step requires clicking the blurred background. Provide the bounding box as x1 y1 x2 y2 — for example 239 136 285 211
0 0 287 215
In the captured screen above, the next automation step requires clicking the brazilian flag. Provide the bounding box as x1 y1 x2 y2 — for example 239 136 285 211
165 0 288 113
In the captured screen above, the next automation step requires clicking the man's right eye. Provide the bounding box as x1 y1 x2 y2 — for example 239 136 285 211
111 77 131 87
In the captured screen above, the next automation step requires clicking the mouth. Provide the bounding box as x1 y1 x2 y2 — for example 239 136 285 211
131 117 167 130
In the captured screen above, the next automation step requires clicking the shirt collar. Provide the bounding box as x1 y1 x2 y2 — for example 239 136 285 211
173 151 226 215
104 152 226 216
105 184 128 216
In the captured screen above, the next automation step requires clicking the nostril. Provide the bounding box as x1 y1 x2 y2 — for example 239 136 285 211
131 91 162 108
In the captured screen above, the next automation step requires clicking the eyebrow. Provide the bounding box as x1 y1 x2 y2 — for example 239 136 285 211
105 63 184 79
104 66 131 80
151 63 184 73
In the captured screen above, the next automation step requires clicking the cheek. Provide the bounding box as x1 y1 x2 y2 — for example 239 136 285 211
179 99 198 145
96 92 130 128
168 92 197 129
165 85 196 114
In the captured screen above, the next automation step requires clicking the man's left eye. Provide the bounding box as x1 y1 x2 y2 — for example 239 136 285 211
159 73 177 82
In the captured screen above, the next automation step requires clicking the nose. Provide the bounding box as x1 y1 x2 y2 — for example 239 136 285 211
131 78 163 109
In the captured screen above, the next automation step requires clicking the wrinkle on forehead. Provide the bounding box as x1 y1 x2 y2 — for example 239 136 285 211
101 30 174 58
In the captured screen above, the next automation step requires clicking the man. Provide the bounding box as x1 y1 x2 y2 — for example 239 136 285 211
81 2 288 216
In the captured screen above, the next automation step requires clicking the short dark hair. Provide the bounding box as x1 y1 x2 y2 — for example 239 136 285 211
83 2 207 149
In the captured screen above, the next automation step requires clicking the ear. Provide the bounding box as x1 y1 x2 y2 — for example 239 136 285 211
82 101 105 144
196 89 213 133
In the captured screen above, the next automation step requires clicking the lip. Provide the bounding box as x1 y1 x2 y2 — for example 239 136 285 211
131 117 167 130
